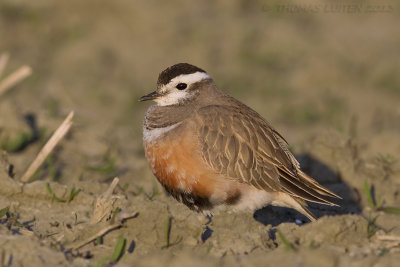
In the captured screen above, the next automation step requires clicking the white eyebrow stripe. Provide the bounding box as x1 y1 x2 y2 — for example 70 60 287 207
155 71 211 106
170 71 210 85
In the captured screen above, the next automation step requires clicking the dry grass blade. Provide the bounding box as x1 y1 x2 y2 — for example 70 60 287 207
91 177 120 224
69 223 123 250
20 111 74 182
377 235 400 242
0 53 10 78
19 228 35 237
0 65 32 96
67 212 138 250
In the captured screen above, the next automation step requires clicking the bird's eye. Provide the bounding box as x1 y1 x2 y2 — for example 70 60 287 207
176 83 187 90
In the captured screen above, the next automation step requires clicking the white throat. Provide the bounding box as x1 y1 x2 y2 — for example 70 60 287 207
154 91 192 106
143 123 180 143
155 72 210 106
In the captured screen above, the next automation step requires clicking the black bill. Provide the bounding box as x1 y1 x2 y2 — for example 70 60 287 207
139 91 160 101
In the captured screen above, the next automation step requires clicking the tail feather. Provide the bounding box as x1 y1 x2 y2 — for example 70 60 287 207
298 170 342 199
278 169 340 207
294 197 317 222
272 193 316 221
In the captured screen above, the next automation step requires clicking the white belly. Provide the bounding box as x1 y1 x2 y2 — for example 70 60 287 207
233 187 274 211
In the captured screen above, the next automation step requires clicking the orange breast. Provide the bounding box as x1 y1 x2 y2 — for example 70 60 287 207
144 128 216 199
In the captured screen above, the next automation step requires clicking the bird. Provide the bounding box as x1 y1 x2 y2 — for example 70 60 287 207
140 63 340 221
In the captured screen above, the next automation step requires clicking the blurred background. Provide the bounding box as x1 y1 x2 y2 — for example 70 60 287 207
1 0 400 265
1 0 399 192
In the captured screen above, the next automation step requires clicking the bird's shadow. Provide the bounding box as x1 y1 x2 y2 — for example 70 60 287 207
253 153 362 226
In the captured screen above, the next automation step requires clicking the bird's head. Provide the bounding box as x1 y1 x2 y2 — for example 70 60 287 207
140 63 212 106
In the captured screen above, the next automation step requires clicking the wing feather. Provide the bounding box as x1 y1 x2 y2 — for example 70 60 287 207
196 104 339 205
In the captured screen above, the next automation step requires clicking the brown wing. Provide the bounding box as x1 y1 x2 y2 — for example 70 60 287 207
196 104 339 205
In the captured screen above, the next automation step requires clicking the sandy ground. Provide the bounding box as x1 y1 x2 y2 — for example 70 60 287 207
1 0 400 266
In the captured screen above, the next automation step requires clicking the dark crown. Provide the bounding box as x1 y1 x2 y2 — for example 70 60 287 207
157 63 206 86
